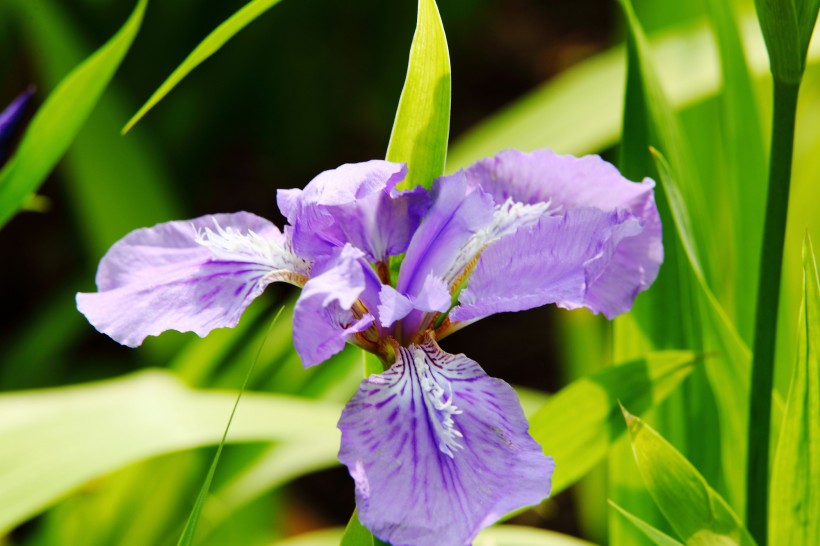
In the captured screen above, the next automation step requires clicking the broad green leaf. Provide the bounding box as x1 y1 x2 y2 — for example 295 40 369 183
797 0 820 56
622 407 757 546
0 0 147 229
769 235 820 544
386 0 450 190
528 351 698 495
340 510 388 546
124 0 286 133
0 370 342 534
609 501 684 546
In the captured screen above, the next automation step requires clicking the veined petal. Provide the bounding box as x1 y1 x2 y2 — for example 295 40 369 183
278 160 430 262
451 207 647 322
76 212 308 347
293 244 375 367
378 275 450 329
338 336 554 546
448 149 662 322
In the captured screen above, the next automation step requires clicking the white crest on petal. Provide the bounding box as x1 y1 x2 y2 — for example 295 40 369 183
413 347 464 458
444 197 558 287
193 218 310 276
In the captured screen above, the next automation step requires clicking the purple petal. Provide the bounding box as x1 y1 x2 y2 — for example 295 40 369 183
293 244 375 366
396 173 495 335
378 285 415 328
462 149 656 213
451 207 649 322
76 212 308 347
448 149 662 321
277 161 430 262
338 336 554 546
0 88 34 163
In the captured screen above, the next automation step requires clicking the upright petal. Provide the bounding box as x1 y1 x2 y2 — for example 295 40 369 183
292 244 375 367
338 336 553 546
396 173 495 336
278 161 430 262
76 212 308 347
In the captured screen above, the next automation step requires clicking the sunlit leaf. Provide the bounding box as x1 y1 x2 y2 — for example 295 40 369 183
609 501 684 546
768 235 820 544
0 0 147 228
340 510 388 546
528 351 698 495
124 0 286 133
622 407 757 546
386 0 450 190
0 370 342 534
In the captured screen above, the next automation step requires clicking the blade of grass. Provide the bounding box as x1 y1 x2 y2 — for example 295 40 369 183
386 0 450 190
621 406 757 546
609 501 684 546
176 307 284 545
0 0 147 228
123 0 286 133
768 235 820 544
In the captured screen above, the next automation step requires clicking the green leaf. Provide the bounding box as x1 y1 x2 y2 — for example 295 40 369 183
386 0 450 190
123 0 286 133
797 0 820 57
528 351 698 495
768 235 820 544
340 510 388 546
0 370 342 534
609 501 684 546
754 0 803 83
0 0 147 229
621 406 757 546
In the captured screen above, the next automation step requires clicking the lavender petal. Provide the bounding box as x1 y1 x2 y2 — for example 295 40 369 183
338 336 554 546
76 212 307 347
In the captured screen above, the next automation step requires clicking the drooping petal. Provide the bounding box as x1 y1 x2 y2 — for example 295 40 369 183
338 336 554 546
451 207 648 322
447 149 662 321
76 212 308 347
0 87 34 164
278 160 430 262
293 244 375 367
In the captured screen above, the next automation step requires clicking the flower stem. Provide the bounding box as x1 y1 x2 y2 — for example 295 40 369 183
746 78 800 545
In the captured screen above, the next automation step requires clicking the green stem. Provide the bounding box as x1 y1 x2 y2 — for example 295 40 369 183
746 78 800 545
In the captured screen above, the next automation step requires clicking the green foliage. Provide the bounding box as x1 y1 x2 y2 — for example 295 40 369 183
124 0 286 133
768 236 820 544
0 0 147 229
340 510 389 546
386 0 450 190
528 351 698 494
0 370 342 534
622 407 757 546
609 501 684 546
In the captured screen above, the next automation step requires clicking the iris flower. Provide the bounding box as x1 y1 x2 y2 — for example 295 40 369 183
77 149 661 546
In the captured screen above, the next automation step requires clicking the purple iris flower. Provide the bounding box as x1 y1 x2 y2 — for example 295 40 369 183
77 149 662 546
0 88 34 166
